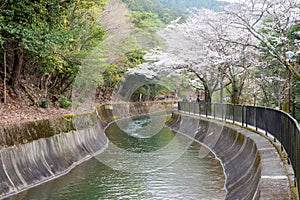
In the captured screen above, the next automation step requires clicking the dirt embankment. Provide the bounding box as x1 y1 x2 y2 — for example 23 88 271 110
0 102 71 124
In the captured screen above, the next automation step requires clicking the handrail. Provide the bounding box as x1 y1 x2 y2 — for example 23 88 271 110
178 101 300 198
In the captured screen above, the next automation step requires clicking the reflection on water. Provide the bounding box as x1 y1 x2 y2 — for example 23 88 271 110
8 116 226 200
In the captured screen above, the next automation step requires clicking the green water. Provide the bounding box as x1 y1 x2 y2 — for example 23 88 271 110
8 116 226 200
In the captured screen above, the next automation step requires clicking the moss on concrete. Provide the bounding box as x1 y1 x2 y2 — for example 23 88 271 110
0 102 174 149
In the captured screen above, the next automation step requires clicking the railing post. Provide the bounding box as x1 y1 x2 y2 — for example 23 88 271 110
265 107 268 136
255 107 258 131
245 106 248 128
222 104 225 121
296 128 300 194
213 103 216 119
206 102 208 118
279 112 282 146
288 118 290 156
242 105 244 127
295 177 298 197
280 114 284 152
224 104 227 122
232 104 235 124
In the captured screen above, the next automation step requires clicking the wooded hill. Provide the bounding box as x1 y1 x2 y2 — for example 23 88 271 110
0 0 107 106
0 0 228 107
123 0 228 23
0 0 145 106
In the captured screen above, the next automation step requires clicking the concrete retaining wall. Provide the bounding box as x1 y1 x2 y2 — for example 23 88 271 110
167 112 291 200
0 102 171 199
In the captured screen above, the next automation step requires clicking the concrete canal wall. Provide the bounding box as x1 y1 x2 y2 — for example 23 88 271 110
0 103 170 199
167 112 292 200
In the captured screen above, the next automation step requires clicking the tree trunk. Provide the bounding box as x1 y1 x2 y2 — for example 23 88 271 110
231 90 240 104
11 48 23 88
284 60 300 81
231 81 240 104
220 74 224 104
291 93 296 118
203 83 212 103
41 73 51 98
282 69 291 112
192 71 212 103
259 84 270 106
2 46 7 103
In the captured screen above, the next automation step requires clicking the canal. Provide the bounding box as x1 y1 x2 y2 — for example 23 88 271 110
8 115 226 200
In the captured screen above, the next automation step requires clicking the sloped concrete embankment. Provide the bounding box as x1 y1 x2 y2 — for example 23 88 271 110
0 102 170 199
167 112 291 200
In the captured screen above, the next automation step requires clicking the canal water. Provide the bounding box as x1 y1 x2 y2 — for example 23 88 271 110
8 115 226 200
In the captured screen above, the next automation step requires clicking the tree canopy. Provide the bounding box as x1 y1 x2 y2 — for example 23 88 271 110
1 0 300 120
0 0 108 104
128 0 300 118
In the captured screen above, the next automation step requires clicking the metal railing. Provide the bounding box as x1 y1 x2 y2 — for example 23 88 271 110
178 101 300 197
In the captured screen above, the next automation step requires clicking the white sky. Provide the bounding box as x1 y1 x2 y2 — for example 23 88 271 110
218 0 241 2
220 0 300 4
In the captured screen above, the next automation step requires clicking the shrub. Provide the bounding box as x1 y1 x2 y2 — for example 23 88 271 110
39 98 50 108
58 95 72 108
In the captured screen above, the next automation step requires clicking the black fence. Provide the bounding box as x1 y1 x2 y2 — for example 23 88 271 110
178 101 300 197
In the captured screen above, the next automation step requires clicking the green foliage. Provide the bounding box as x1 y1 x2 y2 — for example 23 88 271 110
287 24 300 40
68 0 107 51
58 95 72 108
130 11 163 30
123 0 178 24
131 84 170 101
292 80 300 121
123 0 228 50
97 49 146 98
150 0 228 12
0 0 108 99
123 0 228 23
39 98 50 108
127 10 165 49
124 49 145 65
0 0 74 54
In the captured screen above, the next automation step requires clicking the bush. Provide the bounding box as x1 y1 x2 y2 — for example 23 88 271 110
58 95 72 108
39 98 50 108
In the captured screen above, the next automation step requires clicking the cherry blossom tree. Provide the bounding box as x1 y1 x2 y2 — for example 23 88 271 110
129 0 300 108
151 8 257 104
223 0 300 110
